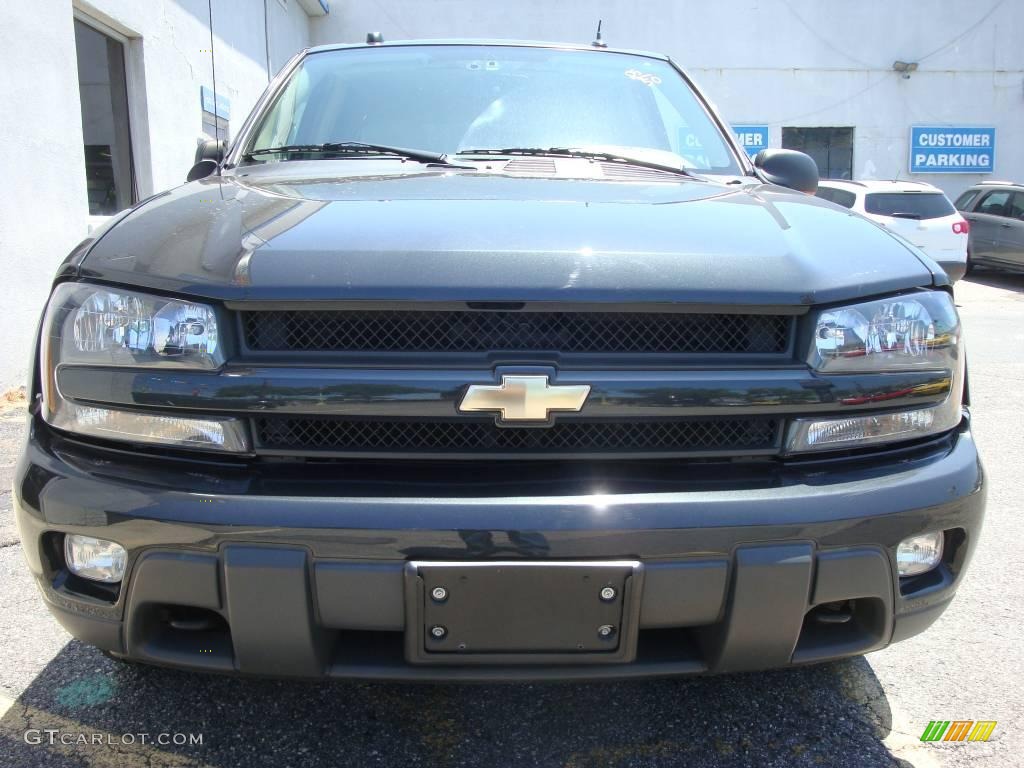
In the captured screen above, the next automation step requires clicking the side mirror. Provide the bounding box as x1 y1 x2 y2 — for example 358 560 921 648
753 149 819 194
186 139 227 182
186 159 219 182
195 138 227 164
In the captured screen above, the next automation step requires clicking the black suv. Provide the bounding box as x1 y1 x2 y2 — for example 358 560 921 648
16 41 984 680
955 181 1024 274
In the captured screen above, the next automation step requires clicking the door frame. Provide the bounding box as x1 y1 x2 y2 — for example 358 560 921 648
72 6 153 221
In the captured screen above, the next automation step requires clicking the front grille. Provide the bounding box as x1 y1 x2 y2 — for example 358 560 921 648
254 417 781 456
242 310 790 355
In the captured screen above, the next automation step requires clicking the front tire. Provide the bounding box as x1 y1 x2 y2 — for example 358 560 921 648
100 649 141 667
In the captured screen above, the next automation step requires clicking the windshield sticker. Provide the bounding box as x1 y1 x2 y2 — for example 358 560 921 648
625 69 662 86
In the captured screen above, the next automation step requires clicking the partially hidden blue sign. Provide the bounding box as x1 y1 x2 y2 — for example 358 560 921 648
732 125 769 157
200 86 231 120
910 126 994 174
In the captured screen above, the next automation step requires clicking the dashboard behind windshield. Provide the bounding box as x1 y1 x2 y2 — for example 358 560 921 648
246 45 741 174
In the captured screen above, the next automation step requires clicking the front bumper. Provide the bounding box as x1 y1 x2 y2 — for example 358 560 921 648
15 417 985 681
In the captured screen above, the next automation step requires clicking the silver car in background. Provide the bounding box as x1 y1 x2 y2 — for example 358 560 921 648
955 181 1024 275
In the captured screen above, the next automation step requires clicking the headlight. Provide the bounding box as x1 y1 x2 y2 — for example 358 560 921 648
787 291 963 454
46 283 224 369
809 291 959 373
40 283 249 452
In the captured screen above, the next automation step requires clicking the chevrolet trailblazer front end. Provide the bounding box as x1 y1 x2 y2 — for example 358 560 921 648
15 41 984 680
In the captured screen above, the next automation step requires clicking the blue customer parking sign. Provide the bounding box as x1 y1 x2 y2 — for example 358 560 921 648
732 125 770 157
910 126 994 174
201 86 231 120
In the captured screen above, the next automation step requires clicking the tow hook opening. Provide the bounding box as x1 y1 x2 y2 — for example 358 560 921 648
131 604 235 671
810 600 854 625
164 605 225 633
794 598 888 661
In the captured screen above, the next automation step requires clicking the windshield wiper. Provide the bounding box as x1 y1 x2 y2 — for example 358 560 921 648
455 147 703 178
245 141 461 166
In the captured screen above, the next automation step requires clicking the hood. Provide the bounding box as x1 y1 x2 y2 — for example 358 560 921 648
79 162 937 307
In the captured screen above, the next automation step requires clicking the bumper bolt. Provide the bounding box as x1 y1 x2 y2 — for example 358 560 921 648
431 586 448 602
597 624 616 639
430 625 447 640
599 586 616 602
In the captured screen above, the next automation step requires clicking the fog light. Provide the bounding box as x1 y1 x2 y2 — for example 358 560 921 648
897 531 944 576
64 535 127 583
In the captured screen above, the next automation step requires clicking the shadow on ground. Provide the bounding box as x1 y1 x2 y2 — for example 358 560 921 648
0 640 914 768
962 270 1024 292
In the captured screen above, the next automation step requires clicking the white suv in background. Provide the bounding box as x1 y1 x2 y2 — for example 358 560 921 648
816 180 969 282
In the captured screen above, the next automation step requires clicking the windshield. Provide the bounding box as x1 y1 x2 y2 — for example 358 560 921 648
246 45 741 174
864 193 955 220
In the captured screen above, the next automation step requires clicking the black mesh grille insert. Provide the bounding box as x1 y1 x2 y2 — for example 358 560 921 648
242 310 790 355
254 417 781 455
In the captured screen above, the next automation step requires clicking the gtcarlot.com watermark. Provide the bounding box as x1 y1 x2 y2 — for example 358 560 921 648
24 730 203 746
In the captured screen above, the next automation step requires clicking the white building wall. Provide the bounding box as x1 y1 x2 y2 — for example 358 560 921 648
2 0 1022 391
311 0 1023 193
266 0 312 77
0 4 87 393
0 0 312 392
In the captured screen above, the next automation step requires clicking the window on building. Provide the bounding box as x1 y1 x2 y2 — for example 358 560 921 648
75 19 135 216
782 127 853 180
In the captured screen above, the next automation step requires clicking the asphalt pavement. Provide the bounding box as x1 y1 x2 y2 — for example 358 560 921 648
1 272 1022 768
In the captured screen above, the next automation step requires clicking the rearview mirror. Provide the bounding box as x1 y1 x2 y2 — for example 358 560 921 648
753 149 819 194
186 139 227 182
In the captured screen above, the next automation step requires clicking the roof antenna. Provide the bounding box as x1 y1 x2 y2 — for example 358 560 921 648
366 31 384 44
592 20 607 48
206 0 221 176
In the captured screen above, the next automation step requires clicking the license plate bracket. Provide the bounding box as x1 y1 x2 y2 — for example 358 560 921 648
404 560 643 665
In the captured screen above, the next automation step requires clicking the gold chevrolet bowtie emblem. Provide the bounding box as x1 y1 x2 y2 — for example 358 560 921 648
459 375 591 424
